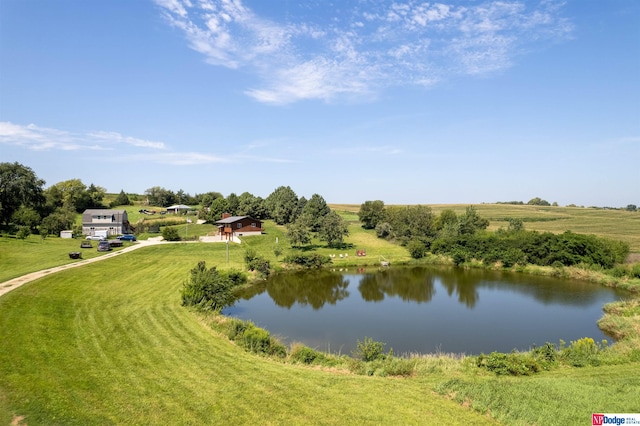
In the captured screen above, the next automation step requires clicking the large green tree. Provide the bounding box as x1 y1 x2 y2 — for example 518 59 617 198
458 206 489 235
319 211 349 248
0 162 46 226
299 194 330 232
384 205 435 243
265 186 298 225
111 189 131 207
358 200 386 229
237 192 267 219
44 179 105 213
287 220 312 248
144 186 176 207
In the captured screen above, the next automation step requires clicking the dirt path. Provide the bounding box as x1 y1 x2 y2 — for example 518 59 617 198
0 238 167 298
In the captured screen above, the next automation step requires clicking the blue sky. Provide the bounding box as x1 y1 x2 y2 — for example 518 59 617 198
1 0 638 206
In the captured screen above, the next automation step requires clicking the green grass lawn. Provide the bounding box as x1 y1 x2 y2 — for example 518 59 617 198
0 234 133 283
0 244 495 425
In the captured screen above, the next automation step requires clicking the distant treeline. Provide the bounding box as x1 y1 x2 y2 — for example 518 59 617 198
358 200 630 270
494 198 638 211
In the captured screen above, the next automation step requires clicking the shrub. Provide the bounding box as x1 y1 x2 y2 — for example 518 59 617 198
631 263 640 279
16 226 31 240
283 253 332 269
375 222 392 239
476 351 541 376
244 248 272 278
180 262 245 311
451 250 467 267
290 344 323 364
238 325 286 357
407 239 427 259
352 337 386 362
242 327 271 353
226 318 251 341
162 226 181 241
561 337 605 367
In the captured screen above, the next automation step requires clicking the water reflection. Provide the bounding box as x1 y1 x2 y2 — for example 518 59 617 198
358 268 435 304
237 270 350 310
237 266 605 310
228 266 625 354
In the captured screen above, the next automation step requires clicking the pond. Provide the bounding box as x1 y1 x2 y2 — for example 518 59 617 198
224 266 626 355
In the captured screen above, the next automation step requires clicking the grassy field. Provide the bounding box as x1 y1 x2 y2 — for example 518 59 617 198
331 204 640 253
1 242 638 425
0 234 133 283
0 243 496 425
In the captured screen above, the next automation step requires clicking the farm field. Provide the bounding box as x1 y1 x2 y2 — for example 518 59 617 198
331 204 640 253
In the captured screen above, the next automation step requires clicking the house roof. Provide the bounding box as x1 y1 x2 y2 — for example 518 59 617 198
166 204 191 210
82 209 128 225
83 209 126 215
214 216 261 224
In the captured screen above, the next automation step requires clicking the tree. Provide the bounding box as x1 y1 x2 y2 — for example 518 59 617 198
207 197 229 222
265 186 298 225
527 197 550 206
144 186 176 207
299 194 330 232
436 209 458 230
12 206 41 231
626 204 638 212
319 211 349 248
0 162 46 226
85 183 106 209
237 192 267 219
111 189 131 207
287 220 312 248
40 208 75 236
507 218 525 232
226 193 239 216
384 205 435 243
358 200 386 229
458 206 489 235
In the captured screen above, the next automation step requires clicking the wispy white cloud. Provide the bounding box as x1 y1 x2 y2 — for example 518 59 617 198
0 121 294 165
0 122 166 151
155 0 573 104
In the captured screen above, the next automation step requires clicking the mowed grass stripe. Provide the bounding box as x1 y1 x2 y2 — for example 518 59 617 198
0 244 494 424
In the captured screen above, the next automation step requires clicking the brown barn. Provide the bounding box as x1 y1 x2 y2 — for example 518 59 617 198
215 214 263 240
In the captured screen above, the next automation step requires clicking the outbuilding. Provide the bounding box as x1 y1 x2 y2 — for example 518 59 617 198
166 204 192 214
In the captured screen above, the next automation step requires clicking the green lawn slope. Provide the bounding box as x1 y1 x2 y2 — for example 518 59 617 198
0 244 493 425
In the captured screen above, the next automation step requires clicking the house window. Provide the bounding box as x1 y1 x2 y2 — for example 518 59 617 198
237 223 242 229
251 223 256 228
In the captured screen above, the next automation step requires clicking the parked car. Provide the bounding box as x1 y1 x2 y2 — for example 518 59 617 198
86 235 106 241
117 234 137 241
80 241 93 248
97 240 112 252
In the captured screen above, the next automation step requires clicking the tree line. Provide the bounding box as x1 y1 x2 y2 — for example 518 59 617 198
0 162 348 246
358 200 630 270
